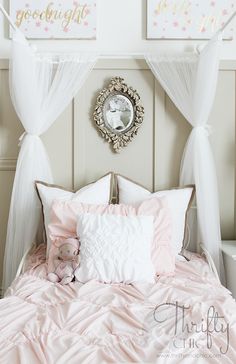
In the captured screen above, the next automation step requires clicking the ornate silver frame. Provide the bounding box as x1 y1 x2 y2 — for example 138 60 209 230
93 77 144 152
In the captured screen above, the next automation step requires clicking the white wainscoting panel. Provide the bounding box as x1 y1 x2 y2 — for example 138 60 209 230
74 68 155 191
210 71 236 239
0 59 235 284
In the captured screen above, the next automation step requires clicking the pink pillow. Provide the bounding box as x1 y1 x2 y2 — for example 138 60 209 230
48 197 175 276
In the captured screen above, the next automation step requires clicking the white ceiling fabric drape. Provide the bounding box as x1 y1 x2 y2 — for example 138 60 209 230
146 33 224 280
2 30 97 291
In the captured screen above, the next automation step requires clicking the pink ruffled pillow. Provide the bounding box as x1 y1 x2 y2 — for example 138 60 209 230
48 197 175 276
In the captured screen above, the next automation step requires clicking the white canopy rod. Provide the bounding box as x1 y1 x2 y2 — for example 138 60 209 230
47 52 145 60
220 10 236 33
0 4 17 31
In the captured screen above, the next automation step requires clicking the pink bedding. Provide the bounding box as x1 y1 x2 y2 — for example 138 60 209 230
0 245 236 364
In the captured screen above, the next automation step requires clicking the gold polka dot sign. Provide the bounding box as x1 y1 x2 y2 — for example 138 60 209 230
147 0 234 40
9 0 97 39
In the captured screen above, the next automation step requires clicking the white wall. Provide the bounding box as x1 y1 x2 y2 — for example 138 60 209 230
1 0 236 59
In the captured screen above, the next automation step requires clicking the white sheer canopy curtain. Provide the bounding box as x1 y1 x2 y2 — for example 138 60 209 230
2 30 97 291
146 33 224 281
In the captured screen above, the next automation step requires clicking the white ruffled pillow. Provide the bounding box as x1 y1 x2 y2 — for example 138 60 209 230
35 173 113 256
75 213 155 284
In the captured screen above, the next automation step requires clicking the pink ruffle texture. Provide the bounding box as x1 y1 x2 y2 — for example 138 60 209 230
1 245 236 364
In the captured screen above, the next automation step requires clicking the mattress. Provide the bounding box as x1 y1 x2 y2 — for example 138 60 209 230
0 245 236 364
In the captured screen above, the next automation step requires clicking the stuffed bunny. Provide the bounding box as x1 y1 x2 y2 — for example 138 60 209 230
48 238 80 285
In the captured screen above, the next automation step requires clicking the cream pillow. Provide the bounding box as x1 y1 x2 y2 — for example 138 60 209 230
116 175 194 259
36 173 113 256
75 213 155 284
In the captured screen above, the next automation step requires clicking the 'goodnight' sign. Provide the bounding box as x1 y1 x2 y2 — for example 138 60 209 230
10 0 97 39
147 0 234 39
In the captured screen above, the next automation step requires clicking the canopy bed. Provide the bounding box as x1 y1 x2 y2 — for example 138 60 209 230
0 4 236 363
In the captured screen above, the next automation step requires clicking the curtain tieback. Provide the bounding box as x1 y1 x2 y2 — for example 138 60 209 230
18 132 40 147
193 124 212 136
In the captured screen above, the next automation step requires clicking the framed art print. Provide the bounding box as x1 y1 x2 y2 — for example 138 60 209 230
147 0 234 40
10 0 97 39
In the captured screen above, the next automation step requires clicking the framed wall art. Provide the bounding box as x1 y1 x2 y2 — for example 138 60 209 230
9 0 97 39
147 0 234 40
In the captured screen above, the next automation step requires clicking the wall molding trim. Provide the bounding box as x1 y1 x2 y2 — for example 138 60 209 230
0 158 17 171
0 59 8 69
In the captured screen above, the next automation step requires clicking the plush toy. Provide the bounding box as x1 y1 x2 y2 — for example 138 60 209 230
48 238 80 285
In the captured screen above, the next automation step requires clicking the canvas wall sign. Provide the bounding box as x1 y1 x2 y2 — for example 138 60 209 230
10 0 97 39
147 0 234 40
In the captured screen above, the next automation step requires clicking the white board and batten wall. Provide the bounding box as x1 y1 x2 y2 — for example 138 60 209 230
0 58 235 288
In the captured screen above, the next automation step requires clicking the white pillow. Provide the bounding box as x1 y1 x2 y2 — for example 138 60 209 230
75 213 155 284
36 173 113 256
116 175 194 259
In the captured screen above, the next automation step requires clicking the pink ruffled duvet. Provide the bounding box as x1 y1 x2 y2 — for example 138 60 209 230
1 245 236 364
